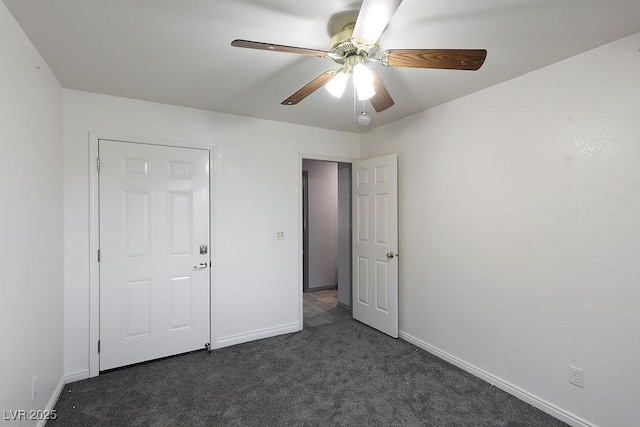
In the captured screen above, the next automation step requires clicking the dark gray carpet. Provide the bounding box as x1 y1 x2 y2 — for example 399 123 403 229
51 319 566 426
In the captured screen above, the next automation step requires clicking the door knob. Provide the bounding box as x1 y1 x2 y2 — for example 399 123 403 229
194 262 208 269
386 251 396 260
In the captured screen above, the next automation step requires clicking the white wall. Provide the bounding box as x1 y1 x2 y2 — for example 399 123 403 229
0 1 64 422
302 160 338 290
337 163 351 307
63 90 359 376
361 33 640 427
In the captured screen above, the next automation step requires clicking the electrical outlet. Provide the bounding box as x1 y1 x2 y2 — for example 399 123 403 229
32 376 38 399
275 230 285 240
569 366 583 388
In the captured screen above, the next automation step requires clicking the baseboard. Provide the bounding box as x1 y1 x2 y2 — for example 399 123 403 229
336 301 350 311
216 322 299 348
65 370 90 384
398 330 595 427
38 376 65 427
307 285 338 292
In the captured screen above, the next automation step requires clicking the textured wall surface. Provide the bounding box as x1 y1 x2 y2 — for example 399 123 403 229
361 33 640 426
0 1 64 422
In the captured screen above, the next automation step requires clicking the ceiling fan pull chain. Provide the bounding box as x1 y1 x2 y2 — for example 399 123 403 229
353 82 357 122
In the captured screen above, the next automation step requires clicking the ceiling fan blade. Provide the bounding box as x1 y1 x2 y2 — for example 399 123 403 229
352 0 403 47
381 49 487 70
369 70 395 112
231 39 328 58
282 71 336 105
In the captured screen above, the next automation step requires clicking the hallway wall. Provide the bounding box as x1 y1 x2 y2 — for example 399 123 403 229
337 163 351 307
302 160 338 290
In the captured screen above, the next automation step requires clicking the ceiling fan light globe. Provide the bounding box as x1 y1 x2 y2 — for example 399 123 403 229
356 83 376 101
325 71 349 98
353 63 373 82
353 63 376 100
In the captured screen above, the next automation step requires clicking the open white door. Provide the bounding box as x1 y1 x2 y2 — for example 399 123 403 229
352 154 398 338
99 140 210 370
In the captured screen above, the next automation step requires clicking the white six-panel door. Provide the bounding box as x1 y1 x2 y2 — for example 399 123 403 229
352 154 399 338
99 140 210 370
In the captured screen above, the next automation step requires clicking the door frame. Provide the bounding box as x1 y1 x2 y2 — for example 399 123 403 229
298 154 355 329
302 170 310 293
89 131 216 377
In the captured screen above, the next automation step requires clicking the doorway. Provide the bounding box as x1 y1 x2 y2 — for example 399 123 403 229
301 159 352 328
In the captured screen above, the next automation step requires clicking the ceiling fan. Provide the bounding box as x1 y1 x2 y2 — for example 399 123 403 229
231 0 487 113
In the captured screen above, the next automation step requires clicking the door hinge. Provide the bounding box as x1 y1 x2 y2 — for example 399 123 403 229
97 340 101 353
97 249 101 262
97 158 100 171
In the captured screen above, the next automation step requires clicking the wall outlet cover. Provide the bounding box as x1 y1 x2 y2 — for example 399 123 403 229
569 366 584 388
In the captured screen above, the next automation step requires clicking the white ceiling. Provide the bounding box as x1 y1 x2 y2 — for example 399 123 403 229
4 0 640 133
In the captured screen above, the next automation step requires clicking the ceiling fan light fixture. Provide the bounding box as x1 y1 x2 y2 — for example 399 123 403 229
232 0 486 113
353 63 375 100
325 70 349 98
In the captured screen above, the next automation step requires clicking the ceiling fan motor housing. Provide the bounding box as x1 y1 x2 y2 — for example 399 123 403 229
329 22 378 65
